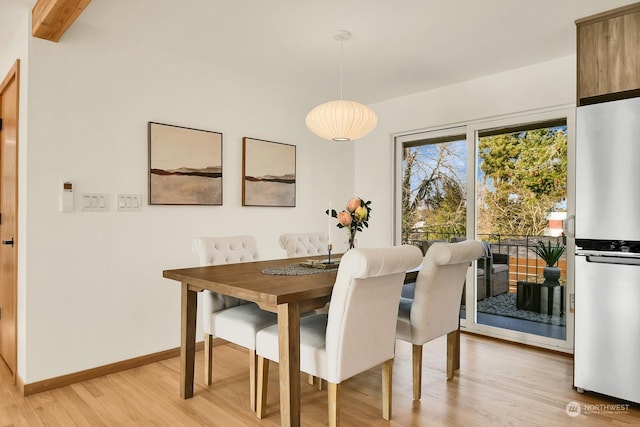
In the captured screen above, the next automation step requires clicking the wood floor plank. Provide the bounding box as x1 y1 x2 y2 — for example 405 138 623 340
0 334 638 426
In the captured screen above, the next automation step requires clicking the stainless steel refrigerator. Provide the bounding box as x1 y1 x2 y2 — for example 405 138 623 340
574 97 640 404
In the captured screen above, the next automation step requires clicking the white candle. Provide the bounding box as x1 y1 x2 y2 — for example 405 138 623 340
327 201 332 245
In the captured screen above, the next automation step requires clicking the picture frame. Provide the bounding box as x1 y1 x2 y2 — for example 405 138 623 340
148 122 223 205
242 137 296 207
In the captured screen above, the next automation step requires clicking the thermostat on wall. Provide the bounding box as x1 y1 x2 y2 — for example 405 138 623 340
60 181 73 213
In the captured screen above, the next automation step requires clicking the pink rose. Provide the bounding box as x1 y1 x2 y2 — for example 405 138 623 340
346 197 361 212
337 211 353 226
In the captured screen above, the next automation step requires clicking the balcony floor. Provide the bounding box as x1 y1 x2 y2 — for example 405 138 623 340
460 308 566 340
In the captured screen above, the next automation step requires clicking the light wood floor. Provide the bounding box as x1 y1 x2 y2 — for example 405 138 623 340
1 334 638 426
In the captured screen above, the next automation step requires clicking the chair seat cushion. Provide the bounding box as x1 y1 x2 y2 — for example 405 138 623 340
492 264 509 273
212 303 277 350
396 297 412 343
256 314 329 379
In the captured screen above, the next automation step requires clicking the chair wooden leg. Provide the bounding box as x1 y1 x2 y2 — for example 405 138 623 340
328 382 340 427
256 356 269 419
412 344 423 400
249 350 257 411
455 322 461 371
446 330 459 380
204 333 214 386
308 374 324 389
327 381 340 427
382 359 393 421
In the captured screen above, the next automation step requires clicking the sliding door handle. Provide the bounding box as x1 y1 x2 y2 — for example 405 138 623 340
562 215 575 238
2 238 14 247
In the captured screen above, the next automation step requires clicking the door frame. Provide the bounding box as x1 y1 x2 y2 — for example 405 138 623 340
0 59 20 381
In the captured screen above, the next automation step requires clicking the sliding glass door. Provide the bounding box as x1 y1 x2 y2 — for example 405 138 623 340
394 107 575 353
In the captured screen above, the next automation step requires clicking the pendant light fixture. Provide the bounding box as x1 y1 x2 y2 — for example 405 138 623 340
305 30 378 142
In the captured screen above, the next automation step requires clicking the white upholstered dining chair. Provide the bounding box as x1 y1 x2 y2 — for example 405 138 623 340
396 240 485 400
192 235 277 411
255 245 423 425
278 232 328 258
279 231 331 386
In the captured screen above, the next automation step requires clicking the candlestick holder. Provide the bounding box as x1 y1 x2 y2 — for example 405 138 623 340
305 243 339 269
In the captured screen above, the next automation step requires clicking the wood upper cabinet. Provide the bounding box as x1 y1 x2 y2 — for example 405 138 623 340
576 2 640 105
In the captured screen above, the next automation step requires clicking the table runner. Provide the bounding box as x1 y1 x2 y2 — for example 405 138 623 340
262 263 338 275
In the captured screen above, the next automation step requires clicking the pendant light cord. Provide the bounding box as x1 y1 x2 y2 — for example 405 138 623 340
333 30 351 102
339 38 344 101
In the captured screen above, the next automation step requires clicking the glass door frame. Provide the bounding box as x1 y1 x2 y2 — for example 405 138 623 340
393 106 575 353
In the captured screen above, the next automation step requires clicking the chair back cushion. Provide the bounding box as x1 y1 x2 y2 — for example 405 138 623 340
326 245 423 383
420 239 447 255
409 240 485 344
192 235 258 265
279 233 328 257
192 236 258 315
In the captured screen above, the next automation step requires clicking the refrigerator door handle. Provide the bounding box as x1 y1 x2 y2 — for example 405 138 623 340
585 255 640 266
563 214 575 238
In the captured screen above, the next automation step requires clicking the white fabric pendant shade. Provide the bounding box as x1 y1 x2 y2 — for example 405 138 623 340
305 100 378 142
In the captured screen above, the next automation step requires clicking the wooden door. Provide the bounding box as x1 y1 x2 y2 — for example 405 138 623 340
0 60 19 381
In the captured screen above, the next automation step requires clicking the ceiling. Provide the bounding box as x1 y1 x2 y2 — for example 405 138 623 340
2 0 637 106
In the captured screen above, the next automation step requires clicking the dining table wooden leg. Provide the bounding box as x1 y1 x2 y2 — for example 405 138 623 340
180 282 197 399
277 302 301 427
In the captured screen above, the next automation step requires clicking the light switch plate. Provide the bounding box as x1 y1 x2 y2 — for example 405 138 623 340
117 194 142 212
81 193 109 212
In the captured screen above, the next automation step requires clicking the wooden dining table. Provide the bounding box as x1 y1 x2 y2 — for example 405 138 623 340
163 255 339 427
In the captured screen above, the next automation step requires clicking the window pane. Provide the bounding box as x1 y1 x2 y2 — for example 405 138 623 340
402 137 467 245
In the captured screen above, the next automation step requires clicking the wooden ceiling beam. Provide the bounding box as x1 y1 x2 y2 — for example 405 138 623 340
32 0 92 42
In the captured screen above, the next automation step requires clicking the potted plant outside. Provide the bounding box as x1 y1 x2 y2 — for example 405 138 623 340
531 240 566 283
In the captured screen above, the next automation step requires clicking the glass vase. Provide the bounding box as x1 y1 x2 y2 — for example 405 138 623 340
347 231 358 250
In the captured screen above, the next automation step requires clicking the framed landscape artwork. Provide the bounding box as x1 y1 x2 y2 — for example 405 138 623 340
242 137 296 207
148 122 223 205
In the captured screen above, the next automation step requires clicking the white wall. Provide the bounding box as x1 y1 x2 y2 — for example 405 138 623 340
356 56 577 248
13 10 354 383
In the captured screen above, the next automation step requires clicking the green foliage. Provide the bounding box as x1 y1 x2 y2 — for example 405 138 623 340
401 142 467 242
478 128 567 236
401 126 567 242
401 151 420 237
531 240 566 267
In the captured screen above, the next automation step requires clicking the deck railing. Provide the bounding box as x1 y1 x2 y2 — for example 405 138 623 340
403 230 567 289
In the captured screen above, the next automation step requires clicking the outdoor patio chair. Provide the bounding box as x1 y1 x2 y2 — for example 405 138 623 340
479 251 510 297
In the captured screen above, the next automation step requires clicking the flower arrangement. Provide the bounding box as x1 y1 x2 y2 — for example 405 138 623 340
327 197 372 249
